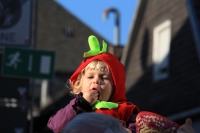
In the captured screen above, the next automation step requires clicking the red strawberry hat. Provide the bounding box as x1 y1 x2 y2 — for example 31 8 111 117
70 35 127 103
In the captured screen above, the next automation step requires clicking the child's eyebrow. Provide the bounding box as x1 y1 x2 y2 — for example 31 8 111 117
86 71 109 75
85 71 95 75
87 73 94 75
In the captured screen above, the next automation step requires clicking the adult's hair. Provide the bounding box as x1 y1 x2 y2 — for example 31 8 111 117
62 112 127 133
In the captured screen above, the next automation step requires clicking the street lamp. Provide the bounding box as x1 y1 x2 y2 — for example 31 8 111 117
103 8 120 46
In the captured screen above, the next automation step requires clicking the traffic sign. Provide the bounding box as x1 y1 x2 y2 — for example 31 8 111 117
1 47 56 80
0 0 32 46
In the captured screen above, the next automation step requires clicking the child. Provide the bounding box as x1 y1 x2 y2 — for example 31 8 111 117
47 35 140 133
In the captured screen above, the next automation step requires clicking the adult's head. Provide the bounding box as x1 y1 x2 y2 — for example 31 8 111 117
62 112 127 133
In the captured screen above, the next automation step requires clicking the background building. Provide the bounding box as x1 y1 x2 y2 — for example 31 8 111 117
122 0 200 131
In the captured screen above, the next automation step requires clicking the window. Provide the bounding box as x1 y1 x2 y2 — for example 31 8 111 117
153 19 171 82
63 27 75 38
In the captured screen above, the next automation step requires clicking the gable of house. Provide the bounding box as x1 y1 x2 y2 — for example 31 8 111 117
36 0 113 74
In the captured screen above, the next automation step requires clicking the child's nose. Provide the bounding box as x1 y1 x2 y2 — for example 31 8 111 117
93 77 100 84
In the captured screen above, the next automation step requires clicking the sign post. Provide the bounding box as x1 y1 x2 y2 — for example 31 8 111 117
2 47 56 80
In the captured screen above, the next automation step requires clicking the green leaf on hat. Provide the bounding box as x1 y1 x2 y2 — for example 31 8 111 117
83 35 107 58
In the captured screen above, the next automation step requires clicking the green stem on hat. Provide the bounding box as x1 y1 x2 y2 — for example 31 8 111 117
83 35 107 58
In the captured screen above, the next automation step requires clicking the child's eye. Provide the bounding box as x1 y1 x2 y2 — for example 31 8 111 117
102 76 108 80
88 76 93 79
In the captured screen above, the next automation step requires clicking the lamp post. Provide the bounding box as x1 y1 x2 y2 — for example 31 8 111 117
103 8 120 46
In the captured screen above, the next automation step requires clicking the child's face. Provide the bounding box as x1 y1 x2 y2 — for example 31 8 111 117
81 68 114 101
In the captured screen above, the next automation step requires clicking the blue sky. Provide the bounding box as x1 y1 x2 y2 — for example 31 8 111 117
55 0 138 46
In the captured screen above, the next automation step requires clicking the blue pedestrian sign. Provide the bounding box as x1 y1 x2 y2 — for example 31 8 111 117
1 47 56 80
